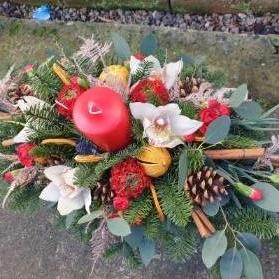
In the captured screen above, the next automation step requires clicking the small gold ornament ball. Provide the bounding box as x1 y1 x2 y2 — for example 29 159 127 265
137 145 172 178
99 65 129 86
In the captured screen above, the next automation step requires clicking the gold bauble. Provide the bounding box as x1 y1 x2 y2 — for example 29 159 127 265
99 65 129 86
137 146 172 178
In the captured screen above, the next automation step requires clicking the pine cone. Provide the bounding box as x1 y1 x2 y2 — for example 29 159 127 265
180 77 202 97
184 166 228 206
7 84 33 104
93 182 115 204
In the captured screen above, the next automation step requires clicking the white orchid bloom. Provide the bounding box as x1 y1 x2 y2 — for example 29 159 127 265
130 55 183 90
10 96 50 144
39 165 91 216
130 102 203 148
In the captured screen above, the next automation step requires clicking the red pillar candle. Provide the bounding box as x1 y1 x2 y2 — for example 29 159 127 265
73 86 131 152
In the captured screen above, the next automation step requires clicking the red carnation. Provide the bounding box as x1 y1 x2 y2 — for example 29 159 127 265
199 99 230 134
113 196 129 211
130 77 169 105
110 158 150 199
16 143 36 167
56 77 86 120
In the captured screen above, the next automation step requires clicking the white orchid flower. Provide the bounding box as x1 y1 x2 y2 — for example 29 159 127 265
10 96 50 144
130 102 203 148
130 55 183 90
39 165 91 216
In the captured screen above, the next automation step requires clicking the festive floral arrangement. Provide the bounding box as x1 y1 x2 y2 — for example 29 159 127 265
1 33 279 278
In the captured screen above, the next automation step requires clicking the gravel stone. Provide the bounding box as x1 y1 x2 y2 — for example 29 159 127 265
0 1 278 35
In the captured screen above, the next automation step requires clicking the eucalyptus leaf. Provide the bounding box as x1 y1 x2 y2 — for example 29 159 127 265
124 226 144 249
138 238 155 266
77 209 103 224
205 116 231 144
229 84 248 108
111 32 131 61
107 217 131 237
253 182 279 212
234 101 263 120
202 200 220 216
220 248 243 279
237 232 261 255
178 150 188 189
240 249 263 279
140 33 157 55
202 230 228 268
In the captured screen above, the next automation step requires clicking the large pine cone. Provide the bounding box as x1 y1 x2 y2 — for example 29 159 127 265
180 77 202 97
93 182 115 204
184 166 228 206
7 84 33 104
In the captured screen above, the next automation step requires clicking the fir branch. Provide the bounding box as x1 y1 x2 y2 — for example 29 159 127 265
157 179 193 227
216 206 278 240
187 148 205 174
162 225 198 263
31 144 75 161
143 211 162 240
28 57 62 103
131 60 154 85
75 144 141 188
124 190 153 224
219 135 259 149
178 101 198 119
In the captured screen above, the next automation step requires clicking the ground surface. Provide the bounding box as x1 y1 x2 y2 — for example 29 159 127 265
1 208 279 279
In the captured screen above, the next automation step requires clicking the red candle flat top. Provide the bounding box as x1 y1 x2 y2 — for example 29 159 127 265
73 86 129 135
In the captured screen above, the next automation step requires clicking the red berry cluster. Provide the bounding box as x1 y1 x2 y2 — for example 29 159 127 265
110 158 151 211
16 143 36 167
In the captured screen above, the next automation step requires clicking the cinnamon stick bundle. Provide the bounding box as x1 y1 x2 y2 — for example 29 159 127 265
192 208 216 238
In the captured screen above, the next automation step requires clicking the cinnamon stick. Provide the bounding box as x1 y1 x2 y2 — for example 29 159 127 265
2 139 15 147
192 211 211 238
195 208 216 234
204 148 265 160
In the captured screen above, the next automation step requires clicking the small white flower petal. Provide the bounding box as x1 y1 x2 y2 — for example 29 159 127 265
161 137 184 148
82 189 92 214
170 115 203 136
157 103 181 117
57 195 84 216
130 56 142 74
17 96 49 112
144 55 162 72
44 165 71 185
62 168 76 188
162 60 183 89
130 102 156 121
39 182 60 202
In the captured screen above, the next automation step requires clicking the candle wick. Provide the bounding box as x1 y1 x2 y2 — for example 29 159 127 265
88 102 103 115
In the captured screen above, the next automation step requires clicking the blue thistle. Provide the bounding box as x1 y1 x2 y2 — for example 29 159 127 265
75 139 100 155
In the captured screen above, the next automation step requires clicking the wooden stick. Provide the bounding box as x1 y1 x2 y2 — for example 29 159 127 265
204 148 265 160
150 184 165 222
195 208 216 234
192 211 211 238
2 139 15 147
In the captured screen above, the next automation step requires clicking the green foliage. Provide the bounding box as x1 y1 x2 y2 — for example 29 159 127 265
131 60 154 85
157 178 193 227
27 57 62 103
75 144 141 188
219 135 258 149
25 104 78 142
187 148 204 173
31 144 76 161
103 242 123 259
178 101 198 119
6 184 42 213
124 190 153 224
219 207 278 240
131 119 145 144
